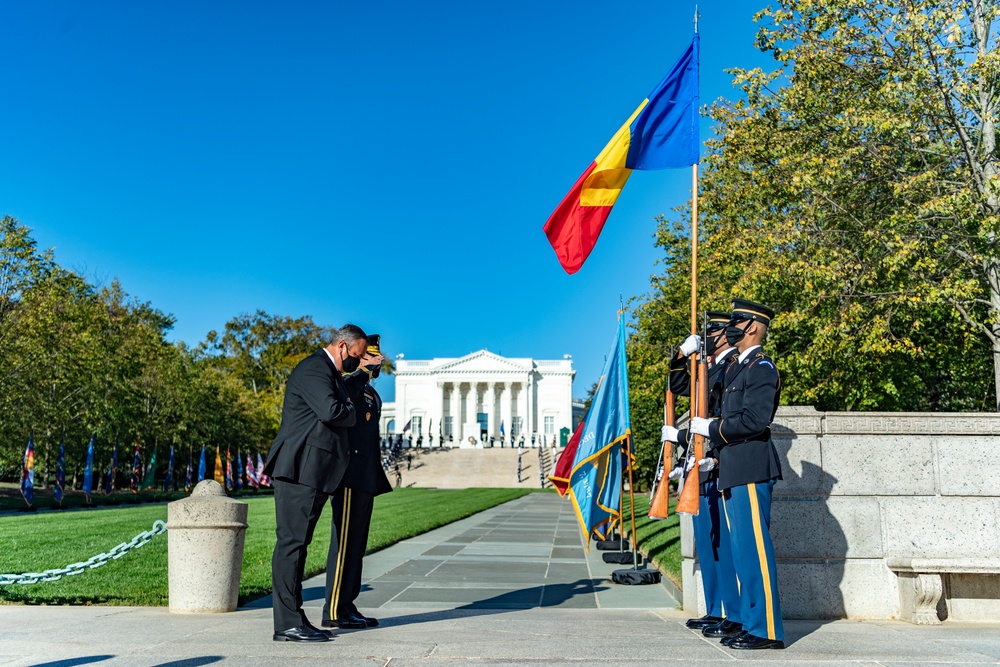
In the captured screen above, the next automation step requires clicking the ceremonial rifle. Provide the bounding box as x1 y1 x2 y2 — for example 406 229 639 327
647 383 675 520
676 318 709 515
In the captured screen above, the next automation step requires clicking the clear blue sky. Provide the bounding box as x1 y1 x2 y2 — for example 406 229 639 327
2 1 775 402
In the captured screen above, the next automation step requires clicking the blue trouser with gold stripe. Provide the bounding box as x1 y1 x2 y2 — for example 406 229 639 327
694 479 741 622
322 487 375 621
723 479 783 641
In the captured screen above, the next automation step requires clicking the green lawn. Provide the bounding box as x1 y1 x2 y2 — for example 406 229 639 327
621 492 682 588
0 487 529 606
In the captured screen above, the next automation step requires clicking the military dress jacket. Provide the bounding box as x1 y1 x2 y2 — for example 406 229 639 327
264 349 356 494
706 348 783 491
671 346 738 485
341 371 393 496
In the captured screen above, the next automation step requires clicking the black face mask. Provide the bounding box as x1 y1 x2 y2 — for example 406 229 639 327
725 324 748 346
706 332 721 356
342 354 361 373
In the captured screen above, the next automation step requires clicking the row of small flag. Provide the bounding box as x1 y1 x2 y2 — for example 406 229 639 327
19 432 271 507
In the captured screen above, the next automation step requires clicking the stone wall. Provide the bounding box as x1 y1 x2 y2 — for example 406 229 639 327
680 407 1000 622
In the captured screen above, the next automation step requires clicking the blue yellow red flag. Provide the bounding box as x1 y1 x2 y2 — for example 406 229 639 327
567 314 632 546
544 35 699 274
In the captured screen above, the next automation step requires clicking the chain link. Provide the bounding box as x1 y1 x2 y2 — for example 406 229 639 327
0 520 167 586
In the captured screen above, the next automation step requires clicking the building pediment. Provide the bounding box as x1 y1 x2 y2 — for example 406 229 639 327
433 350 531 374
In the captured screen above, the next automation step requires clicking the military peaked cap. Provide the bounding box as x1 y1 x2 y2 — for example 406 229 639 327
729 299 775 326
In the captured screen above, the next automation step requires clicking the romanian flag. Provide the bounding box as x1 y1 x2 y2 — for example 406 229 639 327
544 35 699 274
567 315 632 546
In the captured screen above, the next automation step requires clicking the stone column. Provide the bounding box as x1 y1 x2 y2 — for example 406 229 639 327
500 382 512 441
449 382 460 441
526 375 535 439
434 382 445 441
485 382 497 437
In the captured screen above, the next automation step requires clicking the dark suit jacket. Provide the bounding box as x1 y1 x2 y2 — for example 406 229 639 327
707 348 783 490
264 349 356 493
340 371 393 496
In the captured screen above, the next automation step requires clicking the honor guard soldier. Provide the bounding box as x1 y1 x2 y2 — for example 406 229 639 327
322 334 393 631
689 299 785 650
662 312 741 637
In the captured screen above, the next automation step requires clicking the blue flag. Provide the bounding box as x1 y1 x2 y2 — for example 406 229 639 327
198 445 206 482
185 445 193 492
235 450 243 491
83 435 95 502
21 432 35 506
568 315 631 545
164 444 175 492
54 435 66 504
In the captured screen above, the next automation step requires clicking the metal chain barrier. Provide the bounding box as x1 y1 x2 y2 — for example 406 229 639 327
0 519 167 586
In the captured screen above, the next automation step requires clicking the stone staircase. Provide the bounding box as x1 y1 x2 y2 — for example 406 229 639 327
389 446 563 489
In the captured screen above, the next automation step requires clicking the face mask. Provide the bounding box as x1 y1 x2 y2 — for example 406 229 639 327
725 324 748 346
342 354 361 373
363 363 381 379
706 333 721 356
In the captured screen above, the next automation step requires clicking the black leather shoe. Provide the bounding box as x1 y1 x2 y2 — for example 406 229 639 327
728 632 785 650
356 613 379 627
721 630 748 646
703 619 742 638
685 614 723 629
273 625 330 642
305 622 335 638
321 615 367 630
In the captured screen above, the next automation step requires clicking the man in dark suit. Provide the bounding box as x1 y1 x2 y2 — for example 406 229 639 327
322 334 393 630
689 299 785 651
265 324 368 643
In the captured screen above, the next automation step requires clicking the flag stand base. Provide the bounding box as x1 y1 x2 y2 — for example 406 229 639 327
612 567 661 585
596 538 630 551
602 551 638 565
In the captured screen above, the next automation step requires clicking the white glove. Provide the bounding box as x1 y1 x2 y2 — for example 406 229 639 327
661 425 679 443
684 455 696 472
690 416 712 437
679 334 701 357
698 458 717 472
667 465 684 480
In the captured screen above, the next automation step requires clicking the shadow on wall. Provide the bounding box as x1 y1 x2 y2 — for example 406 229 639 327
773 435 848 621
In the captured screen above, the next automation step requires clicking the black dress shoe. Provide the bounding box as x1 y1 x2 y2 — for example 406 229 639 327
721 630 748 646
685 614 723 629
321 615 367 630
702 619 742 638
273 625 330 642
356 613 379 627
305 622 335 638
727 632 785 650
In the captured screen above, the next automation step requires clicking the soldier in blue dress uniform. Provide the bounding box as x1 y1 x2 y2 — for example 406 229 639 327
689 299 785 650
663 311 742 636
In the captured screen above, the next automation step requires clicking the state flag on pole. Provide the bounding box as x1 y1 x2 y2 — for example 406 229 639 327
141 445 157 491
543 35 700 274
225 448 233 491
214 448 225 486
198 445 206 482
20 432 35 506
130 441 142 493
567 314 632 546
235 450 243 491
164 444 175 493
54 435 66 504
246 452 259 489
185 446 194 491
83 435 95 502
548 418 585 497
257 453 271 487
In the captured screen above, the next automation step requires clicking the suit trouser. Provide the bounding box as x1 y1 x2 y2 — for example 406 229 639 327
722 479 784 641
693 479 740 622
322 487 375 621
271 479 329 632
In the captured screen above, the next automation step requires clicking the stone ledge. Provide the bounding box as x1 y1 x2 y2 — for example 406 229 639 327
887 557 1000 574
888 557 1000 625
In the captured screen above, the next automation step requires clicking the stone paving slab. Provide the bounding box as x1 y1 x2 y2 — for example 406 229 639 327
1 494 998 666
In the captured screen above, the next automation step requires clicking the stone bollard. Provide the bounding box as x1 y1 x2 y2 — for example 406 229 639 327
167 479 248 613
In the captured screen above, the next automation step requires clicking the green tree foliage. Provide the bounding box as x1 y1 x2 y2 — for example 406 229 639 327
628 0 998 486
0 216 330 492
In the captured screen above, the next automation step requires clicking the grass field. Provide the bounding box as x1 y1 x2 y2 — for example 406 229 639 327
0 487 530 606
621 492 682 588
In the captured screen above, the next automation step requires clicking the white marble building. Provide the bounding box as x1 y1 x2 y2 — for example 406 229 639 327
382 350 574 447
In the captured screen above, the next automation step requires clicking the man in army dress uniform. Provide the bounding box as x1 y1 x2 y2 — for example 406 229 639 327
662 312 741 638
322 334 394 630
689 299 785 650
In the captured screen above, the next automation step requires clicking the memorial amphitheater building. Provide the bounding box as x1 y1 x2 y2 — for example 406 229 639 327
381 350 575 447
